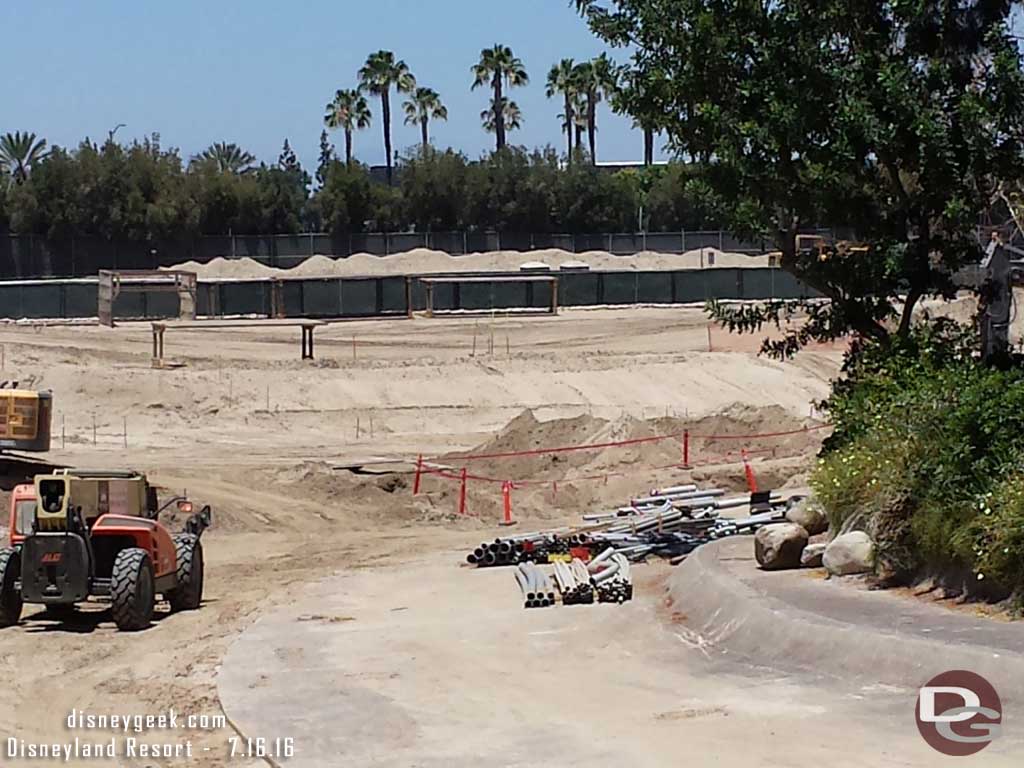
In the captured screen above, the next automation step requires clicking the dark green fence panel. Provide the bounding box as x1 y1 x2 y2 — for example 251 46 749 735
646 233 685 253
672 272 707 303
112 291 146 319
64 284 97 317
281 281 304 316
703 269 743 299
0 285 23 318
601 273 639 304
340 279 378 316
559 273 600 306
636 272 674 304
301 280 341 316
380 277 409 314
220 282 268 316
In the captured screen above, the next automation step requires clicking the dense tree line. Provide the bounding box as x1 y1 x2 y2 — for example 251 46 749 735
0 134 723 241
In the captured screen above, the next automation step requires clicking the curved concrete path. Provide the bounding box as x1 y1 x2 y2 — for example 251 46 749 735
671 538 1024 698
218 549 1022 767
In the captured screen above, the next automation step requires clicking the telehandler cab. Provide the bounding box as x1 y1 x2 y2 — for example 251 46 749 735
0 469 211 631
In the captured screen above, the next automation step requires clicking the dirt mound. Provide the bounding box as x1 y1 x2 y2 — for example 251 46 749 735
165 247 771 280
433 405 827 515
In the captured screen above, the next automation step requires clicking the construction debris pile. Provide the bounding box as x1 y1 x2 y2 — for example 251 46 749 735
515 548 634 609
466 482 789 568
467 481 793 608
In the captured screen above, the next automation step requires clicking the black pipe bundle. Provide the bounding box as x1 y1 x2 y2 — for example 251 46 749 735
466 538 524 567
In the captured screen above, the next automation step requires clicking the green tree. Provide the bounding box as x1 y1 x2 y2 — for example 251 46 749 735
316 130 335 186
471 45 529 151
546 59 578 160
465 147 560 232
480 99 522 136
399 147 467 230
0 132 49 185
577 0 1024 352
556 160 638 232
358 51 416 185
309 160 372 234
193 142 256 175
324 88 371 167
403 87 448 147
572 54 618 165
277 139 299 173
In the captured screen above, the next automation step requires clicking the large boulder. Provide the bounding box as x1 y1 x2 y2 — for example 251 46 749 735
800 542 827 568
754 523 809 571
823 532 875 576
785 496 829 536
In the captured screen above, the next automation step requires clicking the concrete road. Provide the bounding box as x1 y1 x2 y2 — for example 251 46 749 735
217 551 1022 767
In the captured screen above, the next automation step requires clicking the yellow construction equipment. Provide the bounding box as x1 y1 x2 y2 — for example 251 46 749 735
0 388 52 453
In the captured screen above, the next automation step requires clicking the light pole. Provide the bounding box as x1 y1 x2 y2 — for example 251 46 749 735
108 123 126 143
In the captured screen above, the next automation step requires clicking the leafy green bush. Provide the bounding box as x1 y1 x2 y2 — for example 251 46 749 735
812 322 1024 595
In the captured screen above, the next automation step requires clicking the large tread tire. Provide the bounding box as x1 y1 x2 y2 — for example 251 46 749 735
0 548 22 628
167 534 204 613
110 548 155 631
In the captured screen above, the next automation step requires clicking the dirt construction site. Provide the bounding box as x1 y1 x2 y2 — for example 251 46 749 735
0 302 1022 767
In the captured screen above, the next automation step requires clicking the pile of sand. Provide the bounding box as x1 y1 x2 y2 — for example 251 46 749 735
165 247 771 280
436 403 827 505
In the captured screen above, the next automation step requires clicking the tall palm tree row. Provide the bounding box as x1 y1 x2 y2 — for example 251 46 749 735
358 50 416 185
0 131 49 184
546 58 577 161
324 88 372 166
403 87 448 147
471 45 529 152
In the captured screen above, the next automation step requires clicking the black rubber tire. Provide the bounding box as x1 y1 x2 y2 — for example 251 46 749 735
167 534 204 612
110 548 155 631
0 548 22 628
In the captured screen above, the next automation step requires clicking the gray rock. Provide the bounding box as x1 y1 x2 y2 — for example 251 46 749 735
785 497 829 536
823 532 875 576
754 523 809 571
800 542 827 568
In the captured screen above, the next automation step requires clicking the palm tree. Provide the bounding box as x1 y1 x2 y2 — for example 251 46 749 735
564 93 589 158
358 50 416 185
471 45 528 151
0 131 49 184
573 54 619 164
546 59 577 160
403 87 448 147
611 69 657 165
481 99 523 135
196 142 256 174
325 88 372 166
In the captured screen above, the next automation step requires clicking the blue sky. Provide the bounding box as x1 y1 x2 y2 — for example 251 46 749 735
1 0 662 172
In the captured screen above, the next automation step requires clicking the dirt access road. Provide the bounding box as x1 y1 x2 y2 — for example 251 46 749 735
0 306 843 767
220 553 1024 767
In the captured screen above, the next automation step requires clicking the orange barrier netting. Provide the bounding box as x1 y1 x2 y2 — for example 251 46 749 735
418 446 779 488
411 422 833 516
438 423 831 463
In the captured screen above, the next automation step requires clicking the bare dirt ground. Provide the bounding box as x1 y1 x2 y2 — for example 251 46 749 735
0 306 843 767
